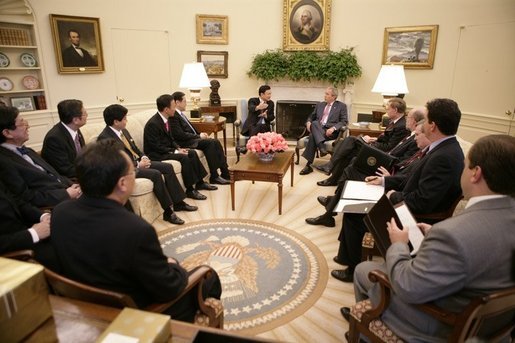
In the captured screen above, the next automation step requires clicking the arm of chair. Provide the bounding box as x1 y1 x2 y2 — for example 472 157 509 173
359 269 393 327
2 249 35 261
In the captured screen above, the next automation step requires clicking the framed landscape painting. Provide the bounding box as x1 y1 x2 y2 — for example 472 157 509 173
196 15 228 45
197 51 228 78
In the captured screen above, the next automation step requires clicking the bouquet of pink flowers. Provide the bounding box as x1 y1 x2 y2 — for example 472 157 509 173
246 132 289 153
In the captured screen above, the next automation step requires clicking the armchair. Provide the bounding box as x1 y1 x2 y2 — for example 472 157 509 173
348 270 515 342
44 265 224 329
294 126 348 165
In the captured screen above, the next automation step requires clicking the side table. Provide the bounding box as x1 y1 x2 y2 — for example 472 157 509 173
348 126 384 138
190 117 227 155
200 105 237 144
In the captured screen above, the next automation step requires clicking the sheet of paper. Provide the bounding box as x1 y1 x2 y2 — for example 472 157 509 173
335 199 375 213
342 180 384 201
394 203 425 255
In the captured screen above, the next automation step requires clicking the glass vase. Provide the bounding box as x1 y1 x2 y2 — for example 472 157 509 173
257 152 275 162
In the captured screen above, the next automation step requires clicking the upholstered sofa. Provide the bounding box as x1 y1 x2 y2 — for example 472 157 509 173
80 109 208 223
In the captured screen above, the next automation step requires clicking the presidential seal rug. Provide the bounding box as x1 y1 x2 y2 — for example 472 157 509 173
159 219 328 335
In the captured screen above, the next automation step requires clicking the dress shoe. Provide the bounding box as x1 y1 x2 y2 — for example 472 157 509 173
186 190 207 200
340 307 351 322
317 178 337 186
331 268 354 283
333 256 346 265
300 165 313 175
210 176 230 185
317 196 328 207
305 214 335 227
163 212 185 225
319 146 328 157
314 164 331 175
174 201 198 212
196 182 218 191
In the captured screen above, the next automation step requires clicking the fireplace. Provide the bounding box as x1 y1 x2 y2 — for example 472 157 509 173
276 100 317 140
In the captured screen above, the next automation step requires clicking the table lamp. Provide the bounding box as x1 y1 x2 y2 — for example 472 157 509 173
179 62 210 117
371 65 409 125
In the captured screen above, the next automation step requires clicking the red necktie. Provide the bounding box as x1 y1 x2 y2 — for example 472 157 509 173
165 121 169 132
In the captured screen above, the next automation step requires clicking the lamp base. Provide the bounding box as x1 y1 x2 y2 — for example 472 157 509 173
190 109 200 118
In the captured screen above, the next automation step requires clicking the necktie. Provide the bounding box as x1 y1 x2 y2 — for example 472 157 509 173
16 146 47 172
74 133 82 153
179 113 197 134
165 121 170 132
16 146 28 155
320 104 331 125
74 47 84 57
120 133 140 160
398 149 426 170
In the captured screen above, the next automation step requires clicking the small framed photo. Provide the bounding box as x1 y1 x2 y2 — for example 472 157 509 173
50 14 105 74
382 25 439 69
196 14 228 45
197 51 228 78
10 96 34 112
283 0 331 51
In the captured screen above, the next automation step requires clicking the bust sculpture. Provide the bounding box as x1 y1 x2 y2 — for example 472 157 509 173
209 80 221 106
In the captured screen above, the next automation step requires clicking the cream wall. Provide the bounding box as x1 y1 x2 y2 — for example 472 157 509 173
11 0 515 146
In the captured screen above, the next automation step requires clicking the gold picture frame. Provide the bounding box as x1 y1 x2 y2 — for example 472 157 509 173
196 15 228 45
382 25 439 69
197 51 228 78
50 14 104 74
283 0 331 51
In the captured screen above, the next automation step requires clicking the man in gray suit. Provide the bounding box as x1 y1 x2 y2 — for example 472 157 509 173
351 134 515 342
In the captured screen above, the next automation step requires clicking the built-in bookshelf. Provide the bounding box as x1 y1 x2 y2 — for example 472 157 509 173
0 22 46 111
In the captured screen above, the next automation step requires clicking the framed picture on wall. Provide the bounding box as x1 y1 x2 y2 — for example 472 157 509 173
283 0 331 51
196 15 228 45
197 51 228 78
10 96 35 112
382 25 439 69
50 14 105 74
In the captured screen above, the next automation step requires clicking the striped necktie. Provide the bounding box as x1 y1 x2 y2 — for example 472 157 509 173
120 133 140 160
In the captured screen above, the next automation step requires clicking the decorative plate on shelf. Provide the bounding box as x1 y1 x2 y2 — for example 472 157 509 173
20 53 37 67
22 75 40 90
0 52 10 67
0 77 14 91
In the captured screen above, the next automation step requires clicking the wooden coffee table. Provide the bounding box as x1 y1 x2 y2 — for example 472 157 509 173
229 150 295 215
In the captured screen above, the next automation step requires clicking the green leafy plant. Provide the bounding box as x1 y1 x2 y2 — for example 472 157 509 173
248 48 362 86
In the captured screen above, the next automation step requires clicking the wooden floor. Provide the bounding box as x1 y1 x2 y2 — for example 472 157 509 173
151 149 360 342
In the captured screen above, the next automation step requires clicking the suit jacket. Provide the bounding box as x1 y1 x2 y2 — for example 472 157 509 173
387 137 464 215
143 113 181 161
307 100 348 131
51 196 189 308
241 98 275 136
62 46 96 67
380 197 515 341
170 111 201 148
0 146 71 207
97 126 143 164
41 123 85 179
388 134 418 163
372 116 410 152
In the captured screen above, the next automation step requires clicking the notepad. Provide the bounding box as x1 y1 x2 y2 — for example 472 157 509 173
334 180 384 213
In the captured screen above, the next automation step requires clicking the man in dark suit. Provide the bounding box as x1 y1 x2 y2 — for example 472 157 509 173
314 97 410 182
98 104 198 225
0 106 81 208
306 107 425 227
170 91 230 185
300 86 348 175
332 98 464 283
41 99 87 179
241 85 275 137
61 29 96 67
51 140 222 322
144 94 216 200
351 134 515 341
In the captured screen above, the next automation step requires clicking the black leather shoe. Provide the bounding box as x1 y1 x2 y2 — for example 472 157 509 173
314 164 331 175
174 202 198 212
333 256 346 265
331 268 354 282
305 214 335 227
210 176 230 185
186 190 207 200
319 147 328 157
317 196 328 207
300 165 313 175
317 178 337 186
196 182 218 191
163 212 185 225
340 307 351 322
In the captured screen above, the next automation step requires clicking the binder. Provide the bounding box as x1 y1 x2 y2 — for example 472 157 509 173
353 143 397 175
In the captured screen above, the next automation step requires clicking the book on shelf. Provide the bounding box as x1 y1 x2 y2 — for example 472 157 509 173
33 95 46 110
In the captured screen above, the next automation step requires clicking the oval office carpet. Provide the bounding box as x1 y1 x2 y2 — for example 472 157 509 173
159 219 328 335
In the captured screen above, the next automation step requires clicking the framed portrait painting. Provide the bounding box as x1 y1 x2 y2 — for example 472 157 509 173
197 51 228 78
382 25 439 69
196 15 228 45
283 0 331 51
50 14 105 74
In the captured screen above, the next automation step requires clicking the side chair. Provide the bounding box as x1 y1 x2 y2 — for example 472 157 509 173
348 270 515 343
43 265 224 329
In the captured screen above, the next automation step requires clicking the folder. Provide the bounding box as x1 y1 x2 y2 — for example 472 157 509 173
364 194 424 257
335 180 384 213
353 143 397 175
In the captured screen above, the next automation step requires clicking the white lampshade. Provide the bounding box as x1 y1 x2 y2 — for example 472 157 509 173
371 65 409 96
179 62 210 90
